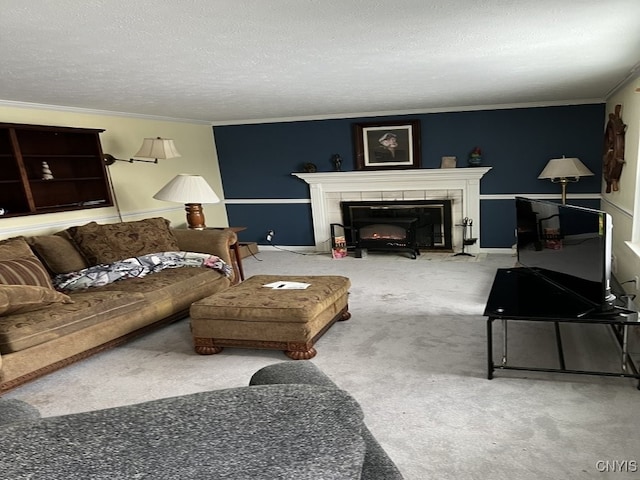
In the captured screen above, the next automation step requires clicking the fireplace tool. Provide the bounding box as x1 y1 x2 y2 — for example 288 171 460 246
453 217 477 257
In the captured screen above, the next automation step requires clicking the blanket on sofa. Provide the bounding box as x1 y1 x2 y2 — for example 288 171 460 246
53 251 233 291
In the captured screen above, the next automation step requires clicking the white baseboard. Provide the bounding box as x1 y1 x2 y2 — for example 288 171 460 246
258 245 516 255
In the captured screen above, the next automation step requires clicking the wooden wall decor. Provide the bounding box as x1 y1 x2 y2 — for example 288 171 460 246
603 104 627 193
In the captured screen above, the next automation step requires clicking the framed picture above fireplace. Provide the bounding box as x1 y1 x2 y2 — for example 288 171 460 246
353 120 421 170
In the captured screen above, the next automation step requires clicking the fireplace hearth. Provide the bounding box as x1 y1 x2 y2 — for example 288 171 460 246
341 200 453 256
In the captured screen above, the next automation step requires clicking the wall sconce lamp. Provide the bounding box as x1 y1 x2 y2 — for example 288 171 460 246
104 137 181 165
153 174 221 230
538 156 594 204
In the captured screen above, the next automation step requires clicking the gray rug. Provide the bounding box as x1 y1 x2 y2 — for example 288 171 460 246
4 251 640 479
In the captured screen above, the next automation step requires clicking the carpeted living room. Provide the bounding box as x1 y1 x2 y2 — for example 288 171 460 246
2 1 640 479
3 249 640 479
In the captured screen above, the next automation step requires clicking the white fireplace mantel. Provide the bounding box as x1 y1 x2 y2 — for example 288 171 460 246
292 167 492 253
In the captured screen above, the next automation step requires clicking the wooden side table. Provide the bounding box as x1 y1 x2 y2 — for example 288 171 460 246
208 227 246 283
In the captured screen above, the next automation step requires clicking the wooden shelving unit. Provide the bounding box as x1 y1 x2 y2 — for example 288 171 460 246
0 123 113 217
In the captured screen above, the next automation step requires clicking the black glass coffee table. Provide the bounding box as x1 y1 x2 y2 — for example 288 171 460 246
484 268 640 388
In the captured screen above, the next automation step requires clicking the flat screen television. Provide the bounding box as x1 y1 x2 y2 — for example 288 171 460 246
515 197 615 314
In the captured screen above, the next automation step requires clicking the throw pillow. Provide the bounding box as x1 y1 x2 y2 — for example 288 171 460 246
26 233 89 274
0 237 37 261
67 218 180 266
0 257 55 289
0 285 73 316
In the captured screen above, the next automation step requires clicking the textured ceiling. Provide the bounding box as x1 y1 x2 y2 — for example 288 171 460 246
1 0 639 124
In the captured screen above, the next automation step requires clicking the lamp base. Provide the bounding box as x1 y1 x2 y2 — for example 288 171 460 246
560 180 568 204
185 203 206 230
551 177 578 204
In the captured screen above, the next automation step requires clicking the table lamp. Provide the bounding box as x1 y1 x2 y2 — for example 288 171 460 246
153 174 220 229
538 156 594 204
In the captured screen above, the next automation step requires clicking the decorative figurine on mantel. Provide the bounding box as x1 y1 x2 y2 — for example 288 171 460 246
41 161 54 180
331 153 342 171
468 147 482 167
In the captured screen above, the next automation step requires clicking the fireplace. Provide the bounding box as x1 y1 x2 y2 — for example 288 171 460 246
354 218 419 258
292 168 492 254
339 200 452 257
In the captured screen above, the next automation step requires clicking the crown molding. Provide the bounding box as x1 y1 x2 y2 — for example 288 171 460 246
0 99 211 125
210 98 605 126
0 97 606 127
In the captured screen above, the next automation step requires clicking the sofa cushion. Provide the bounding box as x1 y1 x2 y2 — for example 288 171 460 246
0 384 367 479
66 217 180 266
0 257 55 289
0 237 36 261
95 266 231 313
0 290 146 354
250 362 405 480
26 233 88 274
0 285 73 316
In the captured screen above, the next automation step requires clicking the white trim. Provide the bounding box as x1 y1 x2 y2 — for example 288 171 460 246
0 211 116 237
292 168 492 186
2 97 604 127
258 245 317 253
0 205 183 237
600 197 634 218
0 99 211 125
480 193 602 201
604 63 640 98
224 198 310 204
211 99 604 126
121 205 185 218
625 241 640 260
479 247 515 255
224 194 604 203
259 245 515 255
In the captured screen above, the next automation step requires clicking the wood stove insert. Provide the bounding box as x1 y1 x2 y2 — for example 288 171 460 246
340 200 453 257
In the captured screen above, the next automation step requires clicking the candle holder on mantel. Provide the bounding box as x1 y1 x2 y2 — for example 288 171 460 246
331 153 343 171
453 217 477 257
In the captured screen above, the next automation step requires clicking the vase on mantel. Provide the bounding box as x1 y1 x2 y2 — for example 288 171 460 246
468 147 483 167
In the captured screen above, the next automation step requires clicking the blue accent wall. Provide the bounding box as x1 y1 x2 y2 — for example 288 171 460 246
226 203 314 245
214 104 605 248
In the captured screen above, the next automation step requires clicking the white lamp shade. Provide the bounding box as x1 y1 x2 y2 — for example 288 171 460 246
134 138 181 160
153 174 221 204
538 156 594 180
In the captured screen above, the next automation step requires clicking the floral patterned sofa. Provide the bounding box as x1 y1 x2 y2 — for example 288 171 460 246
0 218 237 393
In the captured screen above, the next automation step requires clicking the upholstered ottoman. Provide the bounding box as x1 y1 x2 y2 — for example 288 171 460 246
190 275 351 359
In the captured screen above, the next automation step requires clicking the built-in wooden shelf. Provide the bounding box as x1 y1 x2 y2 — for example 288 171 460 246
0 123 113 217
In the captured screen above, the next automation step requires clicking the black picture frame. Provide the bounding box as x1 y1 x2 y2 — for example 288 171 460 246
353 120 421 170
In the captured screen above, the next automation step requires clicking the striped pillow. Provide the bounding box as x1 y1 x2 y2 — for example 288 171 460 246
0 284 73 316
0 257 54 289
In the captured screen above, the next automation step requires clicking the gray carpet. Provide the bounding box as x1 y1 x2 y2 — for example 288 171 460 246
4 250 640 479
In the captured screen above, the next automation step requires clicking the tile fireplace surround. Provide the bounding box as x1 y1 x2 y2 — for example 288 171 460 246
293 167 492 254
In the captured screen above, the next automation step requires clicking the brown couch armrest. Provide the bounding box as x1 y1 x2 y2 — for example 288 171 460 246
172 228 237 268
